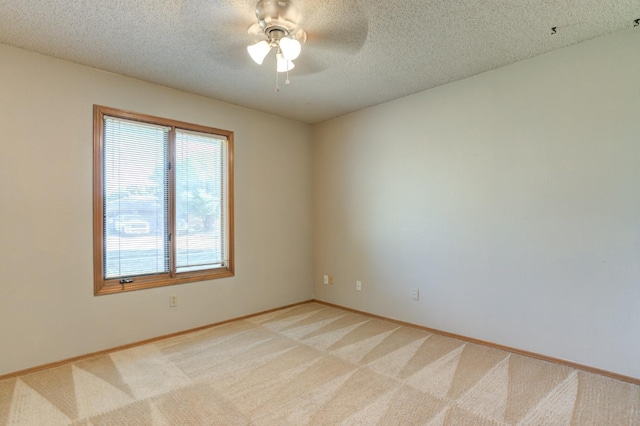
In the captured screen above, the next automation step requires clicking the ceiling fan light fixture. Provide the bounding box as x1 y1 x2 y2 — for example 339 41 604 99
247 40 271 65
247 0 305 89
279 36 301 60
276 52 295 72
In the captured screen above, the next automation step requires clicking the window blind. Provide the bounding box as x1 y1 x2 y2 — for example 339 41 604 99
175 129 227 273
103 117 170 279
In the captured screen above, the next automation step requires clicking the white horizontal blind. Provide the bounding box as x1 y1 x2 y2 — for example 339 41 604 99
175 129 226 273
103 117 170 279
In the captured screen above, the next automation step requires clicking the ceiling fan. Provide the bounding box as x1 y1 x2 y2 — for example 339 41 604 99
246 0 307 90
241 0 369 91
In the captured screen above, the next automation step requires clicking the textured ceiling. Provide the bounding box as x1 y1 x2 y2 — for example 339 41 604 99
0 0 638 124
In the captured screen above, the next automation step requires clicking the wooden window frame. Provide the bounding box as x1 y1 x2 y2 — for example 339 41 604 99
93 105 234 295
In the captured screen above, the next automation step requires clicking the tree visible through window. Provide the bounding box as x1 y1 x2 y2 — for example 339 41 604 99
93 105 234 295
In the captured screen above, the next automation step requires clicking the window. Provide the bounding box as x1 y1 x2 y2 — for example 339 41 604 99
93 105 234 295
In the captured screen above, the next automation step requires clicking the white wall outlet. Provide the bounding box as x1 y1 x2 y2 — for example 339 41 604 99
169 295 178 307
411 288 419 301
323 275 329 285
356 281 362 291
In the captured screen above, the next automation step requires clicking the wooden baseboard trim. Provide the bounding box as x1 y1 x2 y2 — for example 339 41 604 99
5 298 637 386
0 300 312 381
312 299 640 386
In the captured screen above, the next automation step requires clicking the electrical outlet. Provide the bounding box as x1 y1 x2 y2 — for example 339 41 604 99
169 295 178 307
411 288 419 301
323 275 329 285
356 281 362 291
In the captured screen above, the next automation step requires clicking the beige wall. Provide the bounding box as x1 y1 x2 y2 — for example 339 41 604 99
3 27 640 380
0 44 314 375
312 28 640 379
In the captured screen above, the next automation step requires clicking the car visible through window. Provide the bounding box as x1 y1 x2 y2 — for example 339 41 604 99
114 214 150 235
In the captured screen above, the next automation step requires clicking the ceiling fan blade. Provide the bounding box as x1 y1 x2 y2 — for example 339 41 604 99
305 25 368 55
291 54 328 76
176 0 261 69
247 22 263 36
301 0 369 55
207 40 255 69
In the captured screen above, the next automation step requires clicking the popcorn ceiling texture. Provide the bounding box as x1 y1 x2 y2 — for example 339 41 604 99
0 0 638 123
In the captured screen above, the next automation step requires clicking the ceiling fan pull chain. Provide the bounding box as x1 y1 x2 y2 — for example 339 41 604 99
275 61 280 92
286 65 291 85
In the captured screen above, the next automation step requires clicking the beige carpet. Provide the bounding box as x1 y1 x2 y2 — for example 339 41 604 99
1 302 639 425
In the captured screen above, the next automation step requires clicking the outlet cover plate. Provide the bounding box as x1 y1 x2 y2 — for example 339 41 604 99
411 288 419 301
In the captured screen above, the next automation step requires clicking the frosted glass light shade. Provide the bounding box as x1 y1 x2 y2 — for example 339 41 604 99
276 53 295 72
247 40 271 65
279 36 301 60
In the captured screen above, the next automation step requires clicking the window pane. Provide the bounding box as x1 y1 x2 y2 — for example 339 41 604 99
175 129 226 273
103 117 170 279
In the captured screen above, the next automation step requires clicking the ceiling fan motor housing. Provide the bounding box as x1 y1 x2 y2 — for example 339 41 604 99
255 0 301 38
